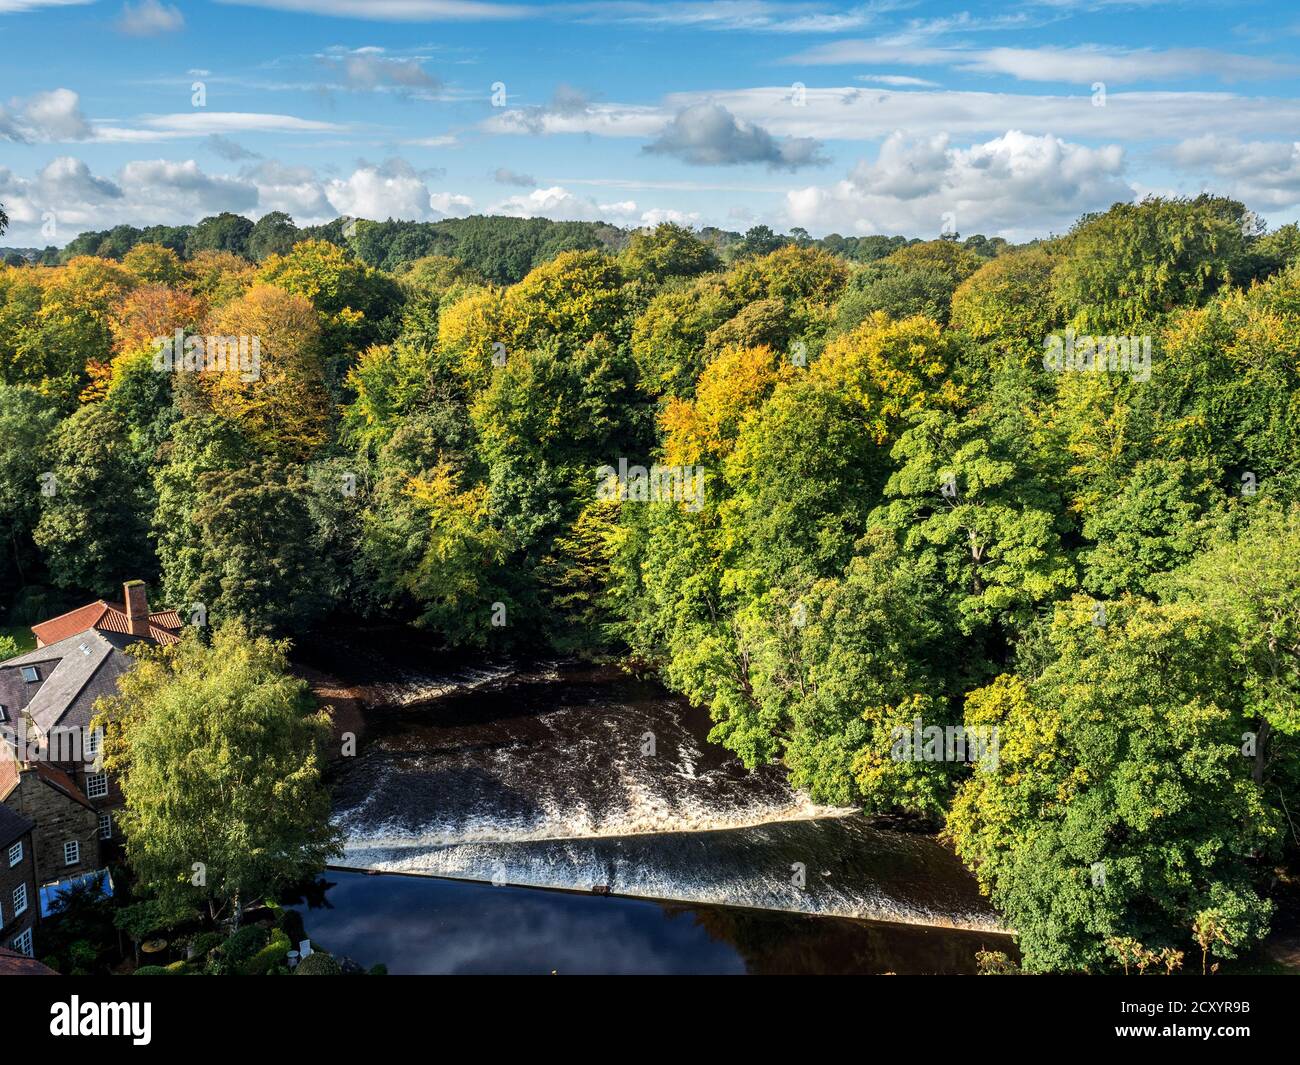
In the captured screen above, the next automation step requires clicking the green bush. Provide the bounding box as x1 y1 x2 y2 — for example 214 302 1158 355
189 932 224 958
294 951 341 976
221 924 269 970
367 964 388 976
134 965 170 976
241 929 292 976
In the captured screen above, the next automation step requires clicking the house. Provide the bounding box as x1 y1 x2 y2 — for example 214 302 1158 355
0 803 38 959
0 580 181 947
31 580 182 649
0 582 181 857
0 758 100 887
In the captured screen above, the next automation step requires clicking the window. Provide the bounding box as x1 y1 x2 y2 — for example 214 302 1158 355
11 928 32 957
12 882 26 917
20 666 39 683
84 727 101 759
63 840 79 866
86 772 108 799
7 840 21 867
0 704 7 722
98 813 112 840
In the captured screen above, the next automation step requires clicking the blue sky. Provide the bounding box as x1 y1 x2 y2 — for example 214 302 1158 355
1 0 1299 246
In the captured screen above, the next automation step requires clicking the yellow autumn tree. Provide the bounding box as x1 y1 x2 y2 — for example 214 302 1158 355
202 283 331 460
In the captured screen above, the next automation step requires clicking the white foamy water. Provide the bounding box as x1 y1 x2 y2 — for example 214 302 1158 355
323 653 1000 932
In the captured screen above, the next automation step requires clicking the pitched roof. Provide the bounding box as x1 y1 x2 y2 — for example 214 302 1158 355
0 947 55 975
0 802 33 849
34 763 96 811
0 629 139 734
32 599 182 647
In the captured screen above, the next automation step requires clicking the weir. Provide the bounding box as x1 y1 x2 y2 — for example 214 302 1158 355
301 630 1002 940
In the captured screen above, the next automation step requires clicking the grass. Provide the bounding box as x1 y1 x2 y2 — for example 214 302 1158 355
0 625 35 655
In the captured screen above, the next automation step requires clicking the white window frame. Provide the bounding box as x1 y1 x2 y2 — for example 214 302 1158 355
20 666 38 683
12 882 26 917
86 772 108 799
63 840 79 866
11 927 32 957
98 813 112 840
84 727 100 759
6 840 20 867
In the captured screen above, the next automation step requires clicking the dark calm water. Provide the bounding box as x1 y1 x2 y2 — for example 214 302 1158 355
286 869 1009 975
294 628 1011 974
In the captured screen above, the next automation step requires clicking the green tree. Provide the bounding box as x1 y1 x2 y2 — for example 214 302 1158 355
949 597 1277 972
1051 195 1252 333
185 461 330 634
34 404 154 595
96 625 342 927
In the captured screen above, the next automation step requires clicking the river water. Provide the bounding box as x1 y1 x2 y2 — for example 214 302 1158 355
294 627 1009 974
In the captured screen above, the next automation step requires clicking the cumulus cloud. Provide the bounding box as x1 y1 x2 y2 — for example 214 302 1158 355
785 130 1131 240
239 160 333 219
0 89 92 143
1168 135 1300 209
643 102 827 171
488 184 699 228
116 0 185 36
323 158 463 221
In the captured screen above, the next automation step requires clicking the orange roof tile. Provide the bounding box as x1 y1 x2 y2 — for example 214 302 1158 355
32 600 182 647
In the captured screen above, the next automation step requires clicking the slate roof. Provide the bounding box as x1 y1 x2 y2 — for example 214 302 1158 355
0 802 33 848
0 629 141 735
32 599 182 647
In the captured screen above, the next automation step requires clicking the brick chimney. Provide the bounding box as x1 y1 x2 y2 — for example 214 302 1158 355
123 580 150 637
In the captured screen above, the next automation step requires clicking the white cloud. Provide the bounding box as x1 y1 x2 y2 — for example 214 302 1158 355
323 159 466 221
215 0 528 19
963 46 1299 84
0 0 92 11
116 0 185 36
662 85 1300 144
785 130 1132 240
240 160 333 219
484 95 664 138
94 111 350 141
785 40 1299 84
1168 135 1300 209
573 1 886 34
856 75 940 88
489 185 640 224
0 88 91 142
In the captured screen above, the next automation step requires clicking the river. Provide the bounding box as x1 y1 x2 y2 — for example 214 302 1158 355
292 627 1011 974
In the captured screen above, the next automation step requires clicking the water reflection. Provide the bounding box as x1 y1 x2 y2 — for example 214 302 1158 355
286 871 1014 975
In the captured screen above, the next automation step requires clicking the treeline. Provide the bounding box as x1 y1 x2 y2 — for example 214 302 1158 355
1 211 1006 283
2 196 1300 971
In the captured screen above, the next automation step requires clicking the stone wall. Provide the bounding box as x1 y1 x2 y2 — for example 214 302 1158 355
2 770 100 885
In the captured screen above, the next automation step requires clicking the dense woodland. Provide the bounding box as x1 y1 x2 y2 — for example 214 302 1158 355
2 196 1300 972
